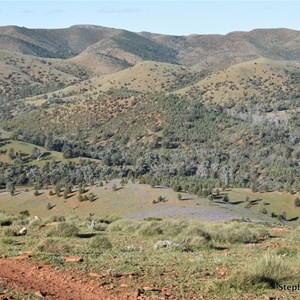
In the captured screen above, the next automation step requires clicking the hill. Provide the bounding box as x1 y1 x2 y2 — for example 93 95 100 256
0 25 299 211
177 58 300 115
141 28 300 70
1 26 300 71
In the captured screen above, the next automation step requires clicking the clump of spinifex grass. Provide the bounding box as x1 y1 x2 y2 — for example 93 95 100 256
202 221 270 244
37 238 73 254
288 226 300 242
46 222 79 238
221 254 300 291
89 235 112 251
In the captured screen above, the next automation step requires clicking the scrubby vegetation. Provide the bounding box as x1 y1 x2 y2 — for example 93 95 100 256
0 211 300 299
1 25 300 299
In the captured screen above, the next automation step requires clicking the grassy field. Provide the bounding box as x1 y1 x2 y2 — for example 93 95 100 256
0 180 283 224
227 189 300 222
0 134 99 166
1 210 300 299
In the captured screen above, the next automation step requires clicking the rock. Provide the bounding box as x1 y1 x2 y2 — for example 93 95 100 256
216 267 228 276
89 272 100 278
143 286 161 292
242 293 256 299
133 288 141 299
64 256 83 263
35 291 46 298
17 227 27 236
18 250 33 256
10 255 29 260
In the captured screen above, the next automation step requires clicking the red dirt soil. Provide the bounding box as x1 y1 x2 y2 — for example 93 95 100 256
0 257 129 300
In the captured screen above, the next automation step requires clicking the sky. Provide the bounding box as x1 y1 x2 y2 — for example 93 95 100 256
0 1 299 35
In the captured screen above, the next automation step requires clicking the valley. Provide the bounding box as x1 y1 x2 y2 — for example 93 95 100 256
0 25 300 299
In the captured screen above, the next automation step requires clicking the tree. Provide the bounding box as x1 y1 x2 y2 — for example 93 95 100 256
294 197 300 207
89 193 95 202
6 181 15 196
55 184 61 197
223 194 229 202
34 187 39 196
31 147 43 160
63 190 68 199
8 148 15 160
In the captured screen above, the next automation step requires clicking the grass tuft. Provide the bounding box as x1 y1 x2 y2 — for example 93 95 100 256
47 222 79 238
224 254 300 290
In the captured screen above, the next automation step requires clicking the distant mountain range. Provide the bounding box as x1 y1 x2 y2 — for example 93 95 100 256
1 25 300 69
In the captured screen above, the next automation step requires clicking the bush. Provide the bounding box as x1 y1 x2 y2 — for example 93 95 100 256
47 222 79 238
225 254 300 289
204 221 269 244
0 219 13 226
288 226 300 242
3 227 16 237
89 235 112 251
294 197 300 207
107 219 143 232
19 210 30 217
139 221 163 236
275 247 297 257
174 227 211 251
37 238 72 254
50 215 66 222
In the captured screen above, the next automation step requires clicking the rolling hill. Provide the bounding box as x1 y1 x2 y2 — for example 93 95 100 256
0 24 299 197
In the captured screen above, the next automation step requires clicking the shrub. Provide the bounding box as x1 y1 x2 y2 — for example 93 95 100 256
174 227 211 251
0 219 12 226
37 238 72 254
89 193 95 202
275 247 297 257
223 194 229 202
47 203 52 210
177 193 182 200
3 227 16 237
225 254 300 289
1 237 16 245
204 221 269 244
288 226 300 242
154 240 172 250
261 207 268 214
108 219 142 232
139 221 163 236
47 222 79 238
50 215 66 222
63 190 68 199
294 197 300 207
89 235 112 251
19 210 30 217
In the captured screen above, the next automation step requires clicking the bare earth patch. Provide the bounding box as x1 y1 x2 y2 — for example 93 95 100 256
0 257 126 300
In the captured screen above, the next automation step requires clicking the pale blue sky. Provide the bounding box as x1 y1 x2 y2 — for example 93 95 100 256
0 1 299 35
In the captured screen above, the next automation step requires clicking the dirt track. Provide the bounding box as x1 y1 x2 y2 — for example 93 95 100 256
0 257 128 300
